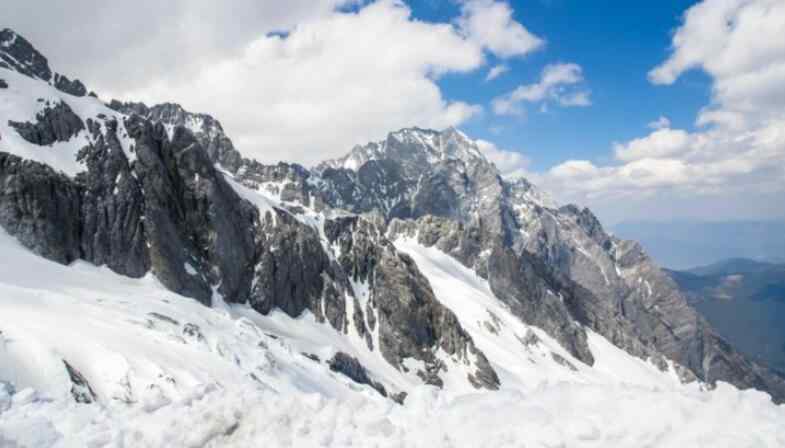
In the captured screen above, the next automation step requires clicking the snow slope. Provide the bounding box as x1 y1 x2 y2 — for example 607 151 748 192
392 238 687 391
0 69 137 176
2 225 785 447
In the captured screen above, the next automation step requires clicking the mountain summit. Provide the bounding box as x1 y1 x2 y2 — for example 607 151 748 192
0 28 87 97
317 127 486 172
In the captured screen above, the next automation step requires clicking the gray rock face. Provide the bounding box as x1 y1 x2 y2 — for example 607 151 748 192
52 73 87 97
0 104 258 305
316 160 412 217
0 79 7 89
76 117 148 278
0 153 82 264
236 160 322 209
108 101 243 172
0 29 51 81
8 99 85 145
486 244 595 364
612 239 785 397
249 209 339 321
321 215 500 390
314 128 508 232
126 116 258 304
246 211 499 390
0 28 86 96
389 216 657 370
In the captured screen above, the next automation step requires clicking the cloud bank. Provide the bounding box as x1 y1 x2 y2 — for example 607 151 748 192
540 0 785 223
5 0 543 167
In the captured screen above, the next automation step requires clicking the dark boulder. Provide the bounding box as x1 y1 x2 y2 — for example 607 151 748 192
63 360 97 404
328 352 387 397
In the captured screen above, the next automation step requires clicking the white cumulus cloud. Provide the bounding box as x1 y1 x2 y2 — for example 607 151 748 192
5 0 544 167
647 116 671 130
475 139 531 178
458 0 545 58
492 63 591 115
536 0 785 223
613 128 693 162
485 64 509 81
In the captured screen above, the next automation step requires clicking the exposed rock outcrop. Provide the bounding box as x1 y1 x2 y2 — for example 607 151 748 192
63 360 97 404
8 99 84 145
328 352 388 397
0 153 82 263
321 216 500 390
126 117 258 304
108 100 243 172
75 117 148 277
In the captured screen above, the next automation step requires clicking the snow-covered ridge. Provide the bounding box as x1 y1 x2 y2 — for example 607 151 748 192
108 101 226 141
0 69 135 176
0 28 87 97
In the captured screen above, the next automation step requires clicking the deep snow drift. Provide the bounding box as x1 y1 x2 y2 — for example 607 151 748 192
1 223 784 447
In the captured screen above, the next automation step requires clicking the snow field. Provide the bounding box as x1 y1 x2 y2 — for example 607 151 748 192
1 228 784 446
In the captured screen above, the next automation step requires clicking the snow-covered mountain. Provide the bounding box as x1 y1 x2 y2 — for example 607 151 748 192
2 28 785 447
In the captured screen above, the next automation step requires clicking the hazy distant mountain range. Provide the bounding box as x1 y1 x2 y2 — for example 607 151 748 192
667 259 785 373
612 220 785 270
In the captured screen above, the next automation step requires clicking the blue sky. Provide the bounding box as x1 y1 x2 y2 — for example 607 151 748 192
411 0 710 172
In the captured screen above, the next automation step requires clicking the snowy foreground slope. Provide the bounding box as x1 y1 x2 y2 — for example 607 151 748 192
2 226 784 447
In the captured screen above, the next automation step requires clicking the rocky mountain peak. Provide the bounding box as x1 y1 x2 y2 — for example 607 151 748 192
317 126 488 174
437 126 485 161
0 28 50 80
108 99 243 172
0 27 87 97
507 176 558 209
